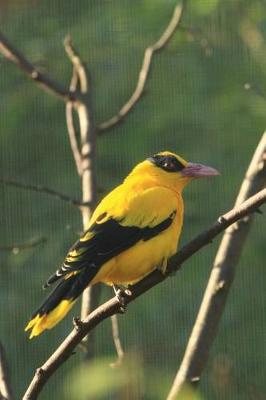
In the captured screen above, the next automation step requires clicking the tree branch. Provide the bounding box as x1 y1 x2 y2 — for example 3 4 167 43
0 178 88 207
110 314 125 368
0 31 78 102
0 237 46 252
97 1 186 133
64 35 86 176
0 342 14 400
22 187 266 400
64 36 100 359
167 132 266 400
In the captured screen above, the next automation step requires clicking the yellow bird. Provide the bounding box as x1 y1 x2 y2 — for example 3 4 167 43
25 151 219 338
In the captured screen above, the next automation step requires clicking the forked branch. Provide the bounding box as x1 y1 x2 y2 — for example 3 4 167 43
97 1 186 132
0 31 77 102
23 188 266 400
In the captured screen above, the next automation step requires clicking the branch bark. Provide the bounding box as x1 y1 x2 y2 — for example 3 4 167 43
64 36 100 359
110 314 125 368
0 342 14 400
167 132 266 400
97 1 186 132
22 187 266 400
0 31 78 102
0 178 87 207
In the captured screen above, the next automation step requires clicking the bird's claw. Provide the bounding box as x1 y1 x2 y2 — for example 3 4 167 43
112 285 132 311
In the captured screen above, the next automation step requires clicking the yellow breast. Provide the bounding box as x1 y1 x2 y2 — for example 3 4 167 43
91 200 183 286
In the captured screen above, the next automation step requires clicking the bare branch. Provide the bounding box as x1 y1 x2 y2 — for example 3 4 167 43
0 342 14 400
0 31 78 102
64 35 88 94
0 237 46 252
64 36 99 359
65 62 83 175
110 315 125 368
0 178 88 207
97 1 186 132
167 132 266 400
22 188 266 400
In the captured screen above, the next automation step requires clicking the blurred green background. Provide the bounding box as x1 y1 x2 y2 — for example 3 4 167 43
0 0 265 399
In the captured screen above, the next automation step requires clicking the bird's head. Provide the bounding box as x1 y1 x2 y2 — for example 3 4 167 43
129 151 219 192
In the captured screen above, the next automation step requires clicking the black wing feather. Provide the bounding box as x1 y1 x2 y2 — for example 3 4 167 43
45 213 175 288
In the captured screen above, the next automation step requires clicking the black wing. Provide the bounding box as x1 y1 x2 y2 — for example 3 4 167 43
44 213 175 288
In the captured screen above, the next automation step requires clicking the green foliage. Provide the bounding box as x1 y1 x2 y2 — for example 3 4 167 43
0 0 265 399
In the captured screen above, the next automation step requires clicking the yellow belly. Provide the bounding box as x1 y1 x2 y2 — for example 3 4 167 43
91 214 182 286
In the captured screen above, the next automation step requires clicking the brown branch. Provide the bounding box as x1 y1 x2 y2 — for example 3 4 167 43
22 188 266 400
0 31 78 102
167 132 266 400
97 1 186 133
64 36 99 359
0 342 14 400
0 178 88 207
0 237 46 252
64 36 86 176
110 315 125 368
65 67 83 176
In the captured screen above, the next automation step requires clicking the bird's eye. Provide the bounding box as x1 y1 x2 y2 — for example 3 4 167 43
163 160 176 170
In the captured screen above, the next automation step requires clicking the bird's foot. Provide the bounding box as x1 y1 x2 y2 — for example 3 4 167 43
112 285 132 312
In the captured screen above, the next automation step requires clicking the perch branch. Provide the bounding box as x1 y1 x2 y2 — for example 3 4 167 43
167 132 266 400
0 237 46 252
0 31 78 102
23 187 266 400
0 178 88 207
97 1 186 132
0 342 14 400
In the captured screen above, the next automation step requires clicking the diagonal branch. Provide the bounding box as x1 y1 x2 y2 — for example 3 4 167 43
0 237 46 252
97 1 186 133
0 31 78 102
0 178 88 207
0 341 14 400
22 188 266 400
167 132 266 399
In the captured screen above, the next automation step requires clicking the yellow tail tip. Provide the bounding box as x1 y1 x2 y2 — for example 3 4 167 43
25 299 75 339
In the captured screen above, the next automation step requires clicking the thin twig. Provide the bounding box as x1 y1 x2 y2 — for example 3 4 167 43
0 342 14 400
110 315 125 368
97 1 186 132
0 178 88 207
22 188 266 400
0 31 78 102
65 67 83 176
167 133 266 400
0 237 46 252
64 35 88 93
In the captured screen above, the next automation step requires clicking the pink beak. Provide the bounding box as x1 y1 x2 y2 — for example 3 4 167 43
181 162 220 178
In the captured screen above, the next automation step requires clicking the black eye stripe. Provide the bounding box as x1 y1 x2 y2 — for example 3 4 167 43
148 155 185 172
